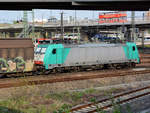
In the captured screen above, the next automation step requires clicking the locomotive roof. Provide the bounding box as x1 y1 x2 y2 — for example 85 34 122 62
37 43 131 48
63 43 126 48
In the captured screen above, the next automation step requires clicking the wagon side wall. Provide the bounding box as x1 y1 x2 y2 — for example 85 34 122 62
0 38 34 73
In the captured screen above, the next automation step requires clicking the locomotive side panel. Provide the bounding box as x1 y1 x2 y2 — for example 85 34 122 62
64 46 128 66
0 38 34 73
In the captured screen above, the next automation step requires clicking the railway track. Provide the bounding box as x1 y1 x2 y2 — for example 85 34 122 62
71 86 150 113
0 69 150 89
0 53 148 78
0 53 149 89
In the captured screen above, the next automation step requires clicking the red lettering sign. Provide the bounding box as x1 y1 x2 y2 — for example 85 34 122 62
99 12 127 23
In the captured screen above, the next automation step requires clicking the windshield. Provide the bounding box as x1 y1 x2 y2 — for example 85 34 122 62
35 47 47 54
35 48 41 53
39 40 51 44
41 48 47 54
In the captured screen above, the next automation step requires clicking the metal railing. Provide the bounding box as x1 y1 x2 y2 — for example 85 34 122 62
0 16 150 29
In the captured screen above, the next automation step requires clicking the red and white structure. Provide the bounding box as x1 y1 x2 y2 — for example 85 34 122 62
99 12 127 24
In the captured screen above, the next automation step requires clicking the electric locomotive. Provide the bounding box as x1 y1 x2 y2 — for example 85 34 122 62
34 42 140 73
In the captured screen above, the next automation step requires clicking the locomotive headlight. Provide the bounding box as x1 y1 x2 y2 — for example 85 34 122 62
34 54 40 61
37 54 41 60
40 54 44 61
34 54 37 60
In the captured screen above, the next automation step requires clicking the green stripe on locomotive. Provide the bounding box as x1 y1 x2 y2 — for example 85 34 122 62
123 42 140 63
43 44 70 69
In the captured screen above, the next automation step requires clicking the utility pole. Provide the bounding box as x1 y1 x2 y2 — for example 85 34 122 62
73 10 77 39
92 10 94 26
143 12 145 21
77 23 80 43
23 11 28 38
60 12 64 40
32 9 35 39
121 22 125 41
142 29 145 49
75 10 77 26
131 11 135 42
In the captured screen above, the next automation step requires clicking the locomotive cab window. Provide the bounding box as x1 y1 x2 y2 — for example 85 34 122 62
132 46 135 51
41 48 47 54
52 49 56 54
35 47 41 53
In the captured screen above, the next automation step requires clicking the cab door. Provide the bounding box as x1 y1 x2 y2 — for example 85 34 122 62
51 48 57 64
56 48 63 64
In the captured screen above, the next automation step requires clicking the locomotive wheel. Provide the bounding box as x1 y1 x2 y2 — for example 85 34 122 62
52 68 56 73
35 71 42 75
34 68 45 75
43 70 51 75
0 74 5 78
131 63 136 68
115 65 121 69
73 66 80 72
98 65 103 70
121 63 129 69
56 67 62 73
103 64 109 69
128 62 136 68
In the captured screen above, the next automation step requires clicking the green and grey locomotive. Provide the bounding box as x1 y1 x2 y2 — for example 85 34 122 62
34 42 140 73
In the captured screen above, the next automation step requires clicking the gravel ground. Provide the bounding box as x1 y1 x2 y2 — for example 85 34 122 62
0 73 150 100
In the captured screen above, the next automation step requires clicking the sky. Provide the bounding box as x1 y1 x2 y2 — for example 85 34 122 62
0 9 146 23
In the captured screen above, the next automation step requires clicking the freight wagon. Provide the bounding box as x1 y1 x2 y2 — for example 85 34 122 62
34 42 140 73
0 38 34 74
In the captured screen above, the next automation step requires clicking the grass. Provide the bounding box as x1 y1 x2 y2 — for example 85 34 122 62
0 82 133 113
0 85 104 113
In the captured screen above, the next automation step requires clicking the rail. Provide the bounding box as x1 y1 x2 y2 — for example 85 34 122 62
0 69 150 89
71 86 150 112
